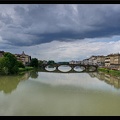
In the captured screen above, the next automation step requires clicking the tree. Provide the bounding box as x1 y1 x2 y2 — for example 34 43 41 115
0 57 10 75
38 60 43 65
47 60 55 65
30 58 38 67
4 52 19 74
17 61 25 68
0 52 19 74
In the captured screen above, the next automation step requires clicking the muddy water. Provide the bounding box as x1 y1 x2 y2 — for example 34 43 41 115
0 69 120 116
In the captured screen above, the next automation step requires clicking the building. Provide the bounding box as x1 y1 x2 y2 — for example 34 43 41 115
105 53 120 70
14 51 31 66
0 51 4 58
69 60 81 64
96 56 105 66
82 59 89 65
84 55 105 66
88 56 97 65
105 56 110 67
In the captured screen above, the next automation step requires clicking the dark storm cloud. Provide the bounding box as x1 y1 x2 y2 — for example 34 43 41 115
1 4 120 46
0 13 13 24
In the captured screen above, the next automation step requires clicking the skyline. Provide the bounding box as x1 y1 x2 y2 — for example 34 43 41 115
1 4 120 61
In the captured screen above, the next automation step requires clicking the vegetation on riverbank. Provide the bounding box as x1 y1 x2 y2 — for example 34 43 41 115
18 67 34 75
0 52 36 75
19 67 34 72
98 67 120 77
0 52 20 75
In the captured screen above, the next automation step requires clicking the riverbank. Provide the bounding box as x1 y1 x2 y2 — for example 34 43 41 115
18 67 34 75
19 67 34 72
98 67 120 77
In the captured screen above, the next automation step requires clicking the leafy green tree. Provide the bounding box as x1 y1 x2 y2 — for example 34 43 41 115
0 52 19 74
38 60 43 65
17 61 25 68
0 57 10 75
4 52 19 74
30 58 38 67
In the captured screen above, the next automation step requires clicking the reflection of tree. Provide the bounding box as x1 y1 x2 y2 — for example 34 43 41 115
0 72 30 94
30 70 38 79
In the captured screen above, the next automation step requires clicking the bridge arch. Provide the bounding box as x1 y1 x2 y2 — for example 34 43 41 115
73 66 85 72
45 65 56 72
57 65 72 72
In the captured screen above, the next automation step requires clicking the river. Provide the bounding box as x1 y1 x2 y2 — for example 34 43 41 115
0 67 120 116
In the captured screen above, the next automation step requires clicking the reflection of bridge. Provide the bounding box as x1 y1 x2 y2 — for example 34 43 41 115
39 64 98 73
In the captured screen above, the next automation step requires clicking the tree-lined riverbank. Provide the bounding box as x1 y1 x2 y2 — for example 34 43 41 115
0 52 36 75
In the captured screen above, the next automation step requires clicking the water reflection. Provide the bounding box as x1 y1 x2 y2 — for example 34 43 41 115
30 70 38 79
29 70 120 90
1 70 120 115
88 72 120 89
1 69 120 95
45 65 56 72
74 66 85 72
0 72 30 94
58 65 71 72
89 66 96 72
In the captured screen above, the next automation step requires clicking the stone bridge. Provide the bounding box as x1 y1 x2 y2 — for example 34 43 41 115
39 64 98 73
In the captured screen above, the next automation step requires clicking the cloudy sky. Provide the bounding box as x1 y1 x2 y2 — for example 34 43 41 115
1 4 120 62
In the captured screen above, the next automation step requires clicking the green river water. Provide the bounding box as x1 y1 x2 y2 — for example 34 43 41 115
0 68 120 116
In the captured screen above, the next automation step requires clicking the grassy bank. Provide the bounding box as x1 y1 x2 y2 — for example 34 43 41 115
19 67 34 72
18 67 34 75
98 67 120 77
